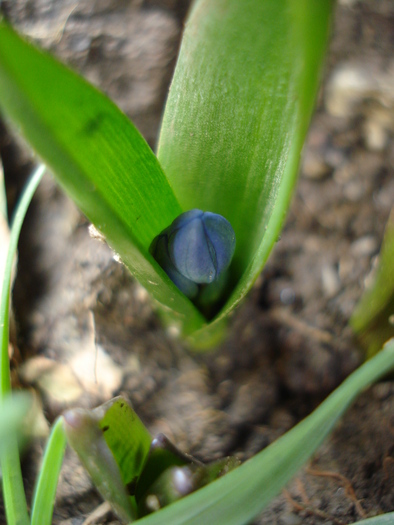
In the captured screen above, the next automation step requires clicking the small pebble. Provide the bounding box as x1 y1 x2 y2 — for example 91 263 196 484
326 64 373 118
321 263 341 298
279 513 303 525
351 236 378 257
302 151 330 180
70 345 123 397
280 287 296 305
364 118 388 151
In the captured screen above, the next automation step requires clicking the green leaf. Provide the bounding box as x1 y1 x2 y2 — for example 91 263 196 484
98 397 152 489
0 18 205 337
63 405 137 523
0 393 31 445
0 164 44 525
63 397 155 523
133 339 394 525
158 0 333 344
1 164 44 396
0 159 6 220
351 209 394 358
31 417 67 525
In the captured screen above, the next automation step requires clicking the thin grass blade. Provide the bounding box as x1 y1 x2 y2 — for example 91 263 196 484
0 393 31 444
351 208 394 358
0 161 9 306
0 164 44 395
30 417 67 525
0 164 44 525
133 339 394 525
0 160 6 219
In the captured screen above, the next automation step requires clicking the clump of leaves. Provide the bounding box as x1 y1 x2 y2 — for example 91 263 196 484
0 0 332 346
63 396 240 522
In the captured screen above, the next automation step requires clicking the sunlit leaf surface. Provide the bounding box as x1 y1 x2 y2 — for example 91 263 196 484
158 0 333 343
0 19 205 336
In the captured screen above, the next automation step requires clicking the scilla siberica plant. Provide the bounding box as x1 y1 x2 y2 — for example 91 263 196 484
0 0 333 350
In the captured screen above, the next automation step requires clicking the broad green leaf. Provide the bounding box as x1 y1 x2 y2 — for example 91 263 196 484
0 18 205 337
134 339 394 525
351 209 394 358
31 417 67 525
98 397 152 489
0 164 44 525
158 0 333 345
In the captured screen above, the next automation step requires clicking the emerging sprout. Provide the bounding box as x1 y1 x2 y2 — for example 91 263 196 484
150 209 236 299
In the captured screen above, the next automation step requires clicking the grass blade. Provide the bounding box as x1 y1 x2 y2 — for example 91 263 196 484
0 160 6 219
30 417 67 525
0 162 9 309
133 339 394 525
0 164 44 396
158 0 333 343
0 444 29 525
351 209 394 358
0 164 44 525
0 393 31 445
0 19 205 336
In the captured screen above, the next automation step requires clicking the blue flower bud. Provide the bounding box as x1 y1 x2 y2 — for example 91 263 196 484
150 230 199 299
150 209 236 299
167 209 236 284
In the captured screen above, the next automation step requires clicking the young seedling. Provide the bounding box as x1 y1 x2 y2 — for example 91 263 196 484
0 0 333 347
63 396 240 522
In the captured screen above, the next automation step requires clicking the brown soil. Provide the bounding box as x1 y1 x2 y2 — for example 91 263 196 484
1 1 394 524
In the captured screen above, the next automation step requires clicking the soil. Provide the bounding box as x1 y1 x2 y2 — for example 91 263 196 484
1 0 394 524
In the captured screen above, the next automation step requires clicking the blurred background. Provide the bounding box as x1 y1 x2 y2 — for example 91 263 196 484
1 1 394 524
